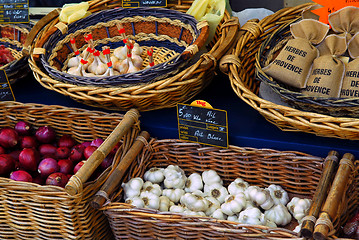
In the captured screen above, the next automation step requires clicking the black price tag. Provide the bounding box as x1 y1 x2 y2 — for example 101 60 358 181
177 103 228 148
0 0 29 24
122 0 167 8
0 70 15 101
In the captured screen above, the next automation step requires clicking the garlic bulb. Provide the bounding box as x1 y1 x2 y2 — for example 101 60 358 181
162 188 185 203
113 46 128 60
180 191 209 212
142 181 162 196
264 203 292 226
163 165 187 189
140 191 160 210
131 53 143 69
286 197 312 222
228 178 249 195
125 196 145 208
266 184 289 206
185 172 203 193
122 177 144 199
220 193 247 216
144 167 165 184
126 56 140 74
68 55 81 68
159 196 172 212
204 182 229 204
202 170 223 186
210 208 227 220
238 207 266 225
204 196 221 216
227 214 239 222
169 204 186 213
132 42 143 55
245 186 274 210
183 210 206 217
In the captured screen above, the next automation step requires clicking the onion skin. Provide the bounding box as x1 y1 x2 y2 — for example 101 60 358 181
0 127 19 149
84 146 97 159
20 136 39 149
0 146 5 154
39 144 57 158
0 154 15 176
19 148 40 172
73 161 85 174
38 158 60 178
56 146 71 159
35 126 56 144
58 134 77 149
10 170 33 182
58 159 74 175
46 172 69 188
69 144 85 163
14 121 33 136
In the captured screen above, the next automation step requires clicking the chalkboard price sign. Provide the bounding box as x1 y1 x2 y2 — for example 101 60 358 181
122 0 167 8
0 70 15 101
177 103 228 148
0 0 29 24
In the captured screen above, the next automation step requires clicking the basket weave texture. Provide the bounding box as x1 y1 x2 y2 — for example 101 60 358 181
0 23 31 84
220 3 359 140
0 101 140 239
28 0 238 111
102 139 358 239
256 18 359 117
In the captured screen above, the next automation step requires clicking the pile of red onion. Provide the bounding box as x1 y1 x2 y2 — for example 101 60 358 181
0 121 119 188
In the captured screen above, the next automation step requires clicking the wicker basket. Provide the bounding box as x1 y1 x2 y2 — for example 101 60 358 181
101 139 358 239
220 2 359 140
0 23 31 84
0 101 140 239
256 18 359 118
25 0 239 111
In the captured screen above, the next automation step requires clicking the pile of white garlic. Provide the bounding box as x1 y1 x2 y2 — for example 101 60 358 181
65 30 154 77
122 165 312 231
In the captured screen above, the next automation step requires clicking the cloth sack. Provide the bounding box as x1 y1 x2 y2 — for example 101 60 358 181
329 6 359 42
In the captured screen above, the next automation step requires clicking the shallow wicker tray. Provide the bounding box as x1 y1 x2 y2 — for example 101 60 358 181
0 23 31 84
256 18 359 118
25 0 238 111
220 2 359 140
101 139 358 239
0 101 140 239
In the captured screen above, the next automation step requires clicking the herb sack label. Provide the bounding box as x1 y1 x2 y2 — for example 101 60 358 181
263 19 329 89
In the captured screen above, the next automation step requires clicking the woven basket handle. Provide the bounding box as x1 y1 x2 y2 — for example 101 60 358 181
22 8 61 58
181 21 210 60
91 130 150 209
65 108 140 196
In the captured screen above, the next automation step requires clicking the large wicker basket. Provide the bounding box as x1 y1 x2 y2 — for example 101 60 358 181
25 0 238 111
101 138 358 239
0 23 31 84
220 3 359 140
0 101 140 239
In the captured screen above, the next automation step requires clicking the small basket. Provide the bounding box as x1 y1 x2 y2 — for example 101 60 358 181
256 18 359 117
0 23 31 84
101 139 358 239
0 101 140 239
26 0 239 111
220 3 359 140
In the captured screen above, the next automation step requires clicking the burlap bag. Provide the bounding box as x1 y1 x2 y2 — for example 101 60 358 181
329 6 359 42
340 32 359 98
302 34 347 98
263 19 329 88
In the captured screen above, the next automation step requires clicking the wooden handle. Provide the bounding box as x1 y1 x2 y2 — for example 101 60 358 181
300 150 339 238
22 8 61 57
65 108 140 196
313 153 356 240
91 131 150 209
181 22 209 61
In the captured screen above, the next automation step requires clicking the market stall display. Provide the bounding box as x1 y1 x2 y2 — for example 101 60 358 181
220 2 359 140
99 139 358 239
25 0 238 111
0 23 31 84
0 101 140 239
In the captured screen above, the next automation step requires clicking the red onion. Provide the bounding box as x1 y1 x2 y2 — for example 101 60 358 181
38 144 57 158
69 144 85 163
91 138 104 148
0 154 15 176
20 135 38 149
0 146 5 154
19 148 40 172
58 134 77 148
46 172 69 188
84 146 97 159
35 126 56 144
81 141 91 148
10 170 33 182
101 153 114 170
0 127 19 149
56 146 71 159
14 121 33 136
38 157 59 178
73 161 85 174
32 173 45 185
58 159 74 175
110 142 122 155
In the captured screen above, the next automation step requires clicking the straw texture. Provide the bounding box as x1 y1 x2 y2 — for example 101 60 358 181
0 101 140 239
220 3 359 140
28 0 238 111
102 139 358 239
